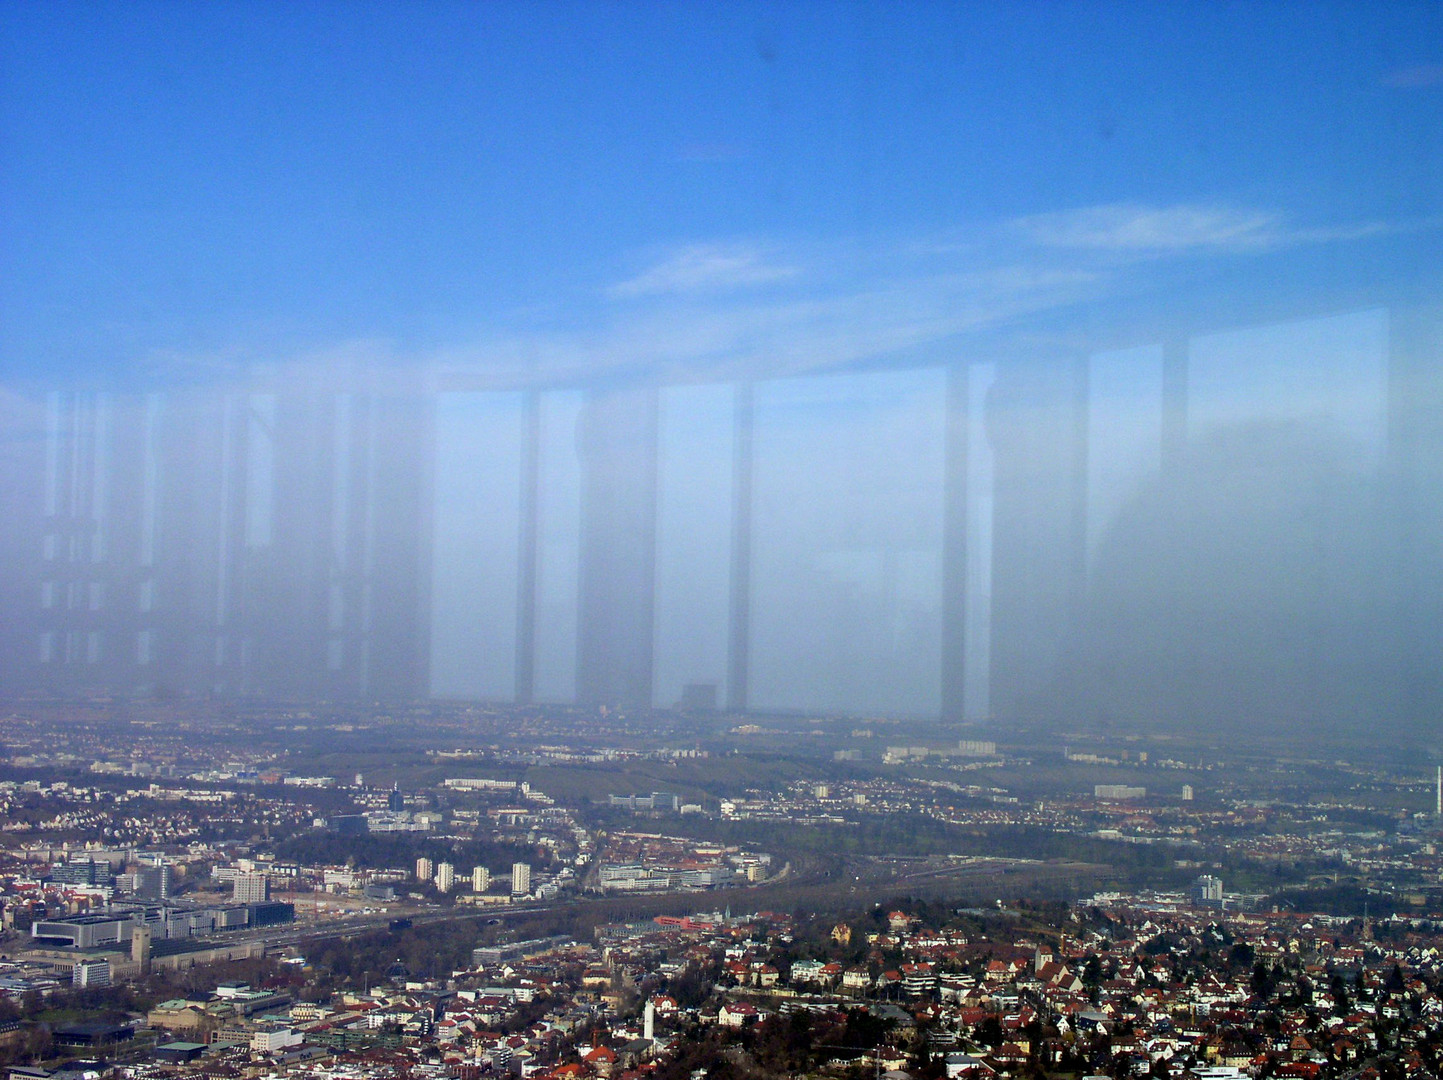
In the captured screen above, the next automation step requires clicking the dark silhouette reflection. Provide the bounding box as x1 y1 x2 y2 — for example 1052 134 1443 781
1047 419 1414 739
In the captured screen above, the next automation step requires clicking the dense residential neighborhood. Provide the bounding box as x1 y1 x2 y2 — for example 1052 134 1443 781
4 704 1443 1080
7 891 1443 1080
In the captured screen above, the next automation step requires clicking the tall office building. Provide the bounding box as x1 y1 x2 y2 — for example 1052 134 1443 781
1192 875 1224 905
415 857 434 882
72 958 111 989
135 864 171 901
51 856 113 887
510 862 531 896
232 872 270 904
435 862 455 893
472 866 490 892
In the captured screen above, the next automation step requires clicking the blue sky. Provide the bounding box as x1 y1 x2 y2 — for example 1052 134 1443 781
2 0 1440 390
2 1 1439 721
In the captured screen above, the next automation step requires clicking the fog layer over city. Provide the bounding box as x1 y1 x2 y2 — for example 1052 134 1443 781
2 298 1438 743
1 3 1440 743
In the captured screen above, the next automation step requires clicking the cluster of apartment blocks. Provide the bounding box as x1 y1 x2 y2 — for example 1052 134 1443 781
415 858 533 898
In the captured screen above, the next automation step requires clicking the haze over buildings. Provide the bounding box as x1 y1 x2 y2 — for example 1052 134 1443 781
0 2 1439 741
2 320 1437 739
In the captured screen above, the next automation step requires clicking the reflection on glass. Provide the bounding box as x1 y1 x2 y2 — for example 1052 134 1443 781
751 370 945 716
430 392 523 700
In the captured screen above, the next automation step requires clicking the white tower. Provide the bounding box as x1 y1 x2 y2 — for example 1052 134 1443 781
643 998 655 1044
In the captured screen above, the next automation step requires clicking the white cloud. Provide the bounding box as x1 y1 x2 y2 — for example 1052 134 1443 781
608 243 800 299
1013 203 1284 254
125 205 1417 393
421 259 1104 394
1012 201 1431 262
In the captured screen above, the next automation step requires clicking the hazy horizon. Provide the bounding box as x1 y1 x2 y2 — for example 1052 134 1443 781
2 2 1439 742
